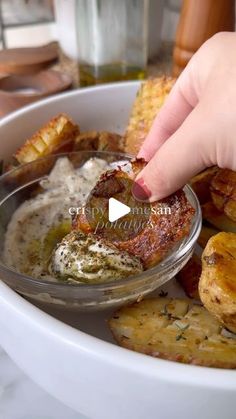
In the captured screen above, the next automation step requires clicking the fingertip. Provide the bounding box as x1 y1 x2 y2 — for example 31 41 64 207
137 145 151 160
131 176 152 202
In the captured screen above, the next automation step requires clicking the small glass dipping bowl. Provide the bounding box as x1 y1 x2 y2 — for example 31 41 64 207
0 151 201 311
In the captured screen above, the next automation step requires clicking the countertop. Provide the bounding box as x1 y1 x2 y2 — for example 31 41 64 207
0 346 86 419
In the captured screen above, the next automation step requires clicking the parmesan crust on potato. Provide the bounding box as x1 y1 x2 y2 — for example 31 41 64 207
110 297 236 368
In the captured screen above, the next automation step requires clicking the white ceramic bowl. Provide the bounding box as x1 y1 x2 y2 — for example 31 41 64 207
0 83 235 419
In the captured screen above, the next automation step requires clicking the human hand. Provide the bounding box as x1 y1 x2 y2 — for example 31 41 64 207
133 32 236 201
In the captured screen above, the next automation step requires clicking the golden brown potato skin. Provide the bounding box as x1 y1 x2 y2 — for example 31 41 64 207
14 114 79 164
73 131 124 153
124 77 175 155
199 232 236 333
210 169 236 222
109 297 236 368
74 159 195 269
190 167 219 205
117 191 194 268
190 167 236 231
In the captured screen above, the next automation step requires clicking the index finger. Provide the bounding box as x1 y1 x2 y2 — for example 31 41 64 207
138 62 199 161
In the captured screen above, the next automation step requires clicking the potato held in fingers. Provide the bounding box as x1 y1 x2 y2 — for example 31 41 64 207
74 159 195 269
199 232 236 333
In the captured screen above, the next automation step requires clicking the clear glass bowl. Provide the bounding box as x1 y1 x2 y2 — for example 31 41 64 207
0 151 201 311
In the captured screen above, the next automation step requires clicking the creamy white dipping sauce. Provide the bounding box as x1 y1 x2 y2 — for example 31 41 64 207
3 157 109 280
3 157 143 283
49 231 143 284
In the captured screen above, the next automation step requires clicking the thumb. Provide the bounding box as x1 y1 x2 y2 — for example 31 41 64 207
133 103 213 201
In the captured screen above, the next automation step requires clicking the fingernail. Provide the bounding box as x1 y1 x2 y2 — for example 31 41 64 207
132 177 152 201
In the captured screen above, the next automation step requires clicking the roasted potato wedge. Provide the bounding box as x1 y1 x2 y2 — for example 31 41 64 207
176 254 201 299
109 297 236 368
202 202 236 232
199 232 236 333
190 166 219 204
73 131 124 153
14 113 79 164
125 77 175 155
210 169 236 222
74 159 195 269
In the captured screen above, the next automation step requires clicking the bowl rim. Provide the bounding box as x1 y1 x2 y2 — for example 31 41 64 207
0 150 201 292
0 80 141 127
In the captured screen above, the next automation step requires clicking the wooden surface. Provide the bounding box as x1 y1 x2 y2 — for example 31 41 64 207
173 0 235 76
0 42 58 75
0 70 72 116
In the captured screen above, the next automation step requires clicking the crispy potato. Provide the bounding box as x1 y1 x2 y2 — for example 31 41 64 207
176 254 201 299
199 232 236 333
124 77 175 155
109 297 236 368
211 169 236 222
73 131 124 153
197 225 219 248
74 159 195 269
177 224 220 299
202 202 236 232
190 167 219 204
14 113 79 164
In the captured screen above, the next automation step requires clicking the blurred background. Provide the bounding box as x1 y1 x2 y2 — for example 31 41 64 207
0 0 179 51
0 0 234 115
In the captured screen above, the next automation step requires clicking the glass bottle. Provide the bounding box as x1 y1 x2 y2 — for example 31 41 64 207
75 0 149 86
